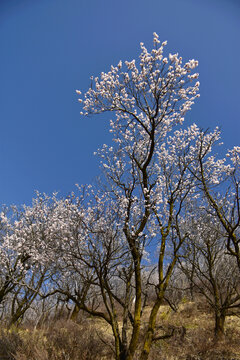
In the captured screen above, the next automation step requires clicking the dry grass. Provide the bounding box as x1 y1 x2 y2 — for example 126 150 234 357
0 300 239 360
0 319 113 360
148 300 240 360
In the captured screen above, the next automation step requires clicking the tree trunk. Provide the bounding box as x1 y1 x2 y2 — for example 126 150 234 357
119 345 128 360
139 297 162 360
214 311 225 340
70 303 80 321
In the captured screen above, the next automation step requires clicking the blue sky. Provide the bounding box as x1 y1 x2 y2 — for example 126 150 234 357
0 0 239 205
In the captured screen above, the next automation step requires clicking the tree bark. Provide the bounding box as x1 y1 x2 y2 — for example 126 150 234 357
139 295 163 360
70 303 80 321
214 311 225 340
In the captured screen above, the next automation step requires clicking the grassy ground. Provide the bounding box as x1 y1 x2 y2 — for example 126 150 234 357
0 300 239 360
148 301 240 360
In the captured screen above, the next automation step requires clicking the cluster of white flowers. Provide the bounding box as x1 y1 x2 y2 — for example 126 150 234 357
76 33 199 139
227 146 240 168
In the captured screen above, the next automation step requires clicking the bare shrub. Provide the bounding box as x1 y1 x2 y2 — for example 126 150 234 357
0 328 22 360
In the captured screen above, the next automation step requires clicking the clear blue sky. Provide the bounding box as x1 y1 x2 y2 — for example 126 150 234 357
0 0 239 205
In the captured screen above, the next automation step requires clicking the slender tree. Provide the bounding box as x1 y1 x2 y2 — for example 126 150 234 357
75 33 200 360
193 131 240 270
179 211 240 339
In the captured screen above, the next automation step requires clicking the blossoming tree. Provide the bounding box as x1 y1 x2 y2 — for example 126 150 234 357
190 129 240 271
178 208 240 339
0 199 52 325
75 33 201 360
